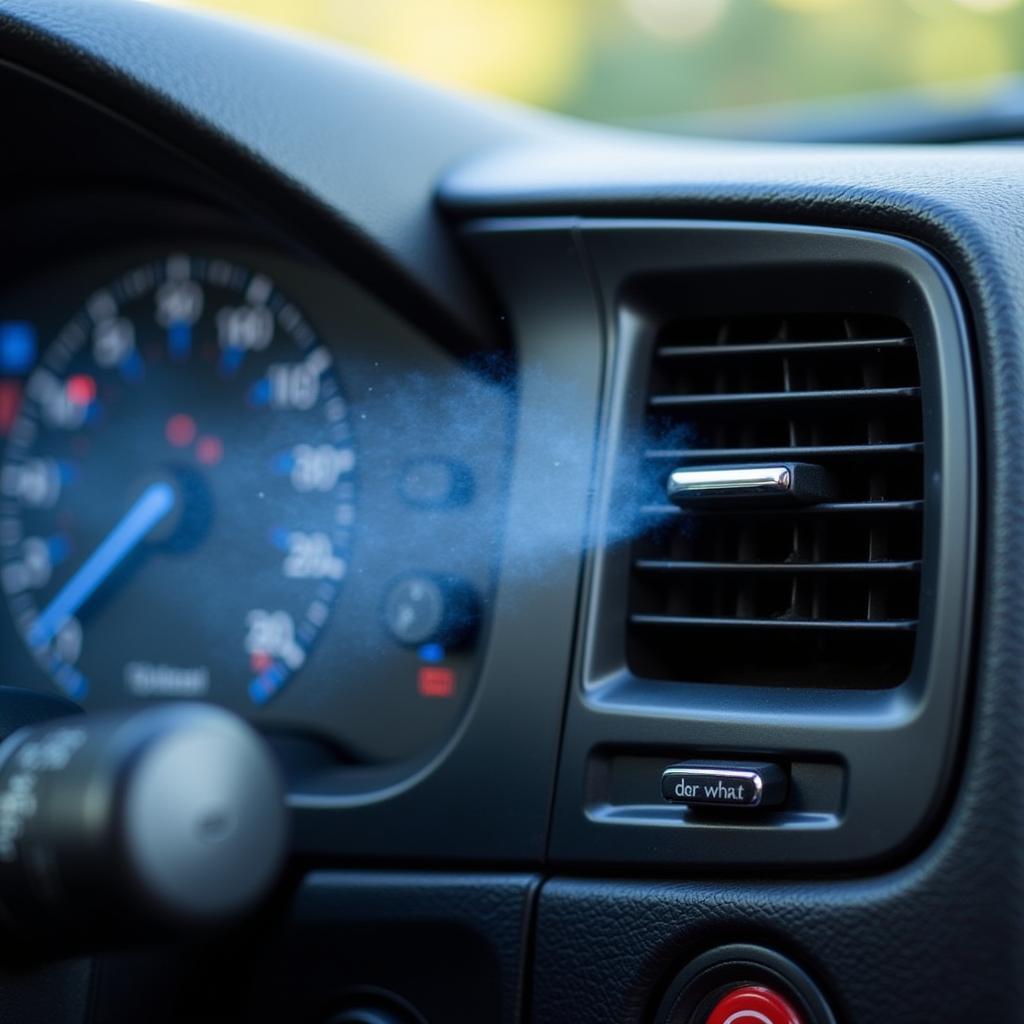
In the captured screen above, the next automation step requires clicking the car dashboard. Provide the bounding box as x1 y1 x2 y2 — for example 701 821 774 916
0 2 1019 1023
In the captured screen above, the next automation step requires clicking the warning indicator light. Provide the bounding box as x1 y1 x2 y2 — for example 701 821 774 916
417 666 455 699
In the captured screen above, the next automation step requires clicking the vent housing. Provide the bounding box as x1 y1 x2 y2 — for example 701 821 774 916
556 221 974 867
628 312 924 688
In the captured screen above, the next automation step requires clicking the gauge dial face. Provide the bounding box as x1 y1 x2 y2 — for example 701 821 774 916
0 254 355 708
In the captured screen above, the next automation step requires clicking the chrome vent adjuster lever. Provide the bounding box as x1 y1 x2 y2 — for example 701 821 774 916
666 462 836 507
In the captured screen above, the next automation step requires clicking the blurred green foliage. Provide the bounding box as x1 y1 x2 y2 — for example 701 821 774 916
168 0 1024 123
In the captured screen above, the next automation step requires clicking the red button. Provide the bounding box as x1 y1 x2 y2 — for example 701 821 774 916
704 985 803 1024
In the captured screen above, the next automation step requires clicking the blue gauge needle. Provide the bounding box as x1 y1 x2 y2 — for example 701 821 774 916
27 481 176 648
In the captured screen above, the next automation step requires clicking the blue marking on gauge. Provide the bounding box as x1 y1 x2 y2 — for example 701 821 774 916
419 643 445 664
219 345 244 377
0 322 37 374
27 481 176 648
248 377 271 407
248 662 286 705
168 321 192 362
248 677 270 704
269 526 290 551
120 350 144 383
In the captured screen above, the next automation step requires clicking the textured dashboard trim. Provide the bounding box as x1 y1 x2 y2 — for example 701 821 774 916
443 141 1024 1024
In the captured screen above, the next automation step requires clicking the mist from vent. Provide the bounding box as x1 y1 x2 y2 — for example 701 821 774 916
340 353 682 603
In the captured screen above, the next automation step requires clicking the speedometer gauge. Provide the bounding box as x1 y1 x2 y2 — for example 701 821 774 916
0 253 355 708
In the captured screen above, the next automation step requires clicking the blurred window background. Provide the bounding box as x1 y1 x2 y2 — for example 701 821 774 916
147 0 1024 134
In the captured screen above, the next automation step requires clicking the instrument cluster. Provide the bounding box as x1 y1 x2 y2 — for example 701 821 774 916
0 243 512 784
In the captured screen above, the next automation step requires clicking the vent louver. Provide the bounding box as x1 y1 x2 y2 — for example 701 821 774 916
627 313 924 688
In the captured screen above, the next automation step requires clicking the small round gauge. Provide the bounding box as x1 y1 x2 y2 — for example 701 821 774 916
0 253 355 709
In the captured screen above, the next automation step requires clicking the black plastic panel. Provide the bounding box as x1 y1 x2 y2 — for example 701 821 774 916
291 222 603 862
246 872 537 1024
88 873 537 1024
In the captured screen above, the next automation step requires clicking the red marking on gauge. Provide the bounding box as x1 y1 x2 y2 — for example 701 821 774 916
66 374 96 406
165 413 197 447
0 381 21 434
249 651 272 674
195 434 224 466
417 666 455 699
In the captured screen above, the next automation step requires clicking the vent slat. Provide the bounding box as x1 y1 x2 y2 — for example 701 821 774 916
645 442 923 461
640 500 923 518
634 559 921 575
631 614 918 633
627 311 924 689
657 336 912 358
649 386 920 410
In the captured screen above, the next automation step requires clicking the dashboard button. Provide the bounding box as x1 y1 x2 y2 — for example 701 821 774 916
661 761 787 808
704 985 803 1024
383 574 479 648
383 575 446 646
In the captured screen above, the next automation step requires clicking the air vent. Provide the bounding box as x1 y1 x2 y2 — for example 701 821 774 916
627 313 924 688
